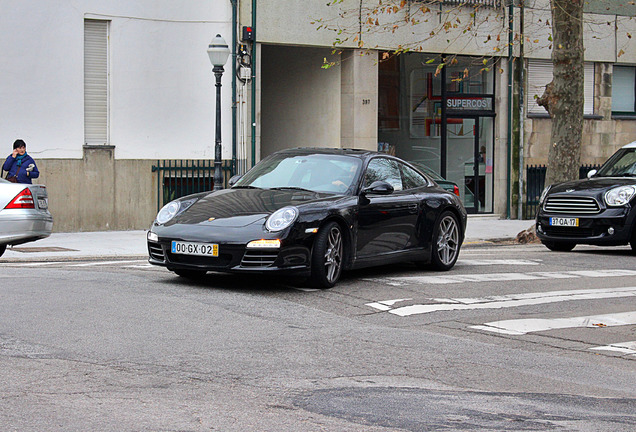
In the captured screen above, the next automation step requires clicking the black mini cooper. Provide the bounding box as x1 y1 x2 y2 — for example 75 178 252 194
536 141 636 252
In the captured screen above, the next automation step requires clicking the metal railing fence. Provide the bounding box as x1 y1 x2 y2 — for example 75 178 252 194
525 164 601 218
152 159 233 210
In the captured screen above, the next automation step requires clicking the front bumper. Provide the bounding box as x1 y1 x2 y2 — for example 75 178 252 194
147 238 312 275
536 206 635 246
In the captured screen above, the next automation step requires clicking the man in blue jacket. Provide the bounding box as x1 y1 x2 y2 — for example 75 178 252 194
3 139 39 184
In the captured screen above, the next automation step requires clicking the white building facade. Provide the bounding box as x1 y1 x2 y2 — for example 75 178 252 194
2 1 636 230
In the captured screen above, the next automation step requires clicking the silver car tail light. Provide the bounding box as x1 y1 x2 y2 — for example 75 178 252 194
4 188 35 209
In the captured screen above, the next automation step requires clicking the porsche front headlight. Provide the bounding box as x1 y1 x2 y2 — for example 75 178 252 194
156 199 196 225
604 186 636 207
266 206 298 232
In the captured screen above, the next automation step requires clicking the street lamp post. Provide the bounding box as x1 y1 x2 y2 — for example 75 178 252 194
207 34 231 191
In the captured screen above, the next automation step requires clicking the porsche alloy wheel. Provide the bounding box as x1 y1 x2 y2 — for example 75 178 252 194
431 211 460 271
311 222 343 288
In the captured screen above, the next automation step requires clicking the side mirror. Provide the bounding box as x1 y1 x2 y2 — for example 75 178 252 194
587 169 597 179
362 180 394 196
228 174 243 187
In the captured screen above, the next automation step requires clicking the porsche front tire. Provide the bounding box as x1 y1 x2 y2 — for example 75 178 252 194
310 222 344 289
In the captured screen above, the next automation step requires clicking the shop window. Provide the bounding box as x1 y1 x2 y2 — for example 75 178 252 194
527 59 594 115
379 55 400 131
612 66 636 115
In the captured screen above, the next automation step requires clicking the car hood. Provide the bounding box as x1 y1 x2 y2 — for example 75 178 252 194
549 177 636 195
172 187 342 226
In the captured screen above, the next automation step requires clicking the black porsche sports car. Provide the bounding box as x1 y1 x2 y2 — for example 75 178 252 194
148 148 467 287
536 141 636 252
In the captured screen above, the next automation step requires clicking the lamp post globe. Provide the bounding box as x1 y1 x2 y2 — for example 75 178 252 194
207 34 231 191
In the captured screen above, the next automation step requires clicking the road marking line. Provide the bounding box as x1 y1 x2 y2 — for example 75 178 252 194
123 264 154 268
68 260 147 267
3 261 70 267
470 311 636 335
366 287 636 317
364 269 636 286
457 259 541 266
365 298 412 311
590 341 636 356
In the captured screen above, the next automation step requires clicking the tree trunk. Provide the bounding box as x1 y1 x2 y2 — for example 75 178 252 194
537 0 585 187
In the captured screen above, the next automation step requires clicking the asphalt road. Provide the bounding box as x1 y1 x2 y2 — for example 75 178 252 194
1 243 635 431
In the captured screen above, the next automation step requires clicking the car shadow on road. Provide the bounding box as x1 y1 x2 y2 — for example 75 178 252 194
154 261 428 294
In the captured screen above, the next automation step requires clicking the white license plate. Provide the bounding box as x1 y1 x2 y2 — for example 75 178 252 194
37 198 48 209
171 241 218 256
549 217 579 227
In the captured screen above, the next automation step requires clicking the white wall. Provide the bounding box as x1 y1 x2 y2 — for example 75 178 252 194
0 0 232 160
260 45 341 157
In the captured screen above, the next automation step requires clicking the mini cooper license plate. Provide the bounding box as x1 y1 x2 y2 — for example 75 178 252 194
171 241 218 257
549 217 579 227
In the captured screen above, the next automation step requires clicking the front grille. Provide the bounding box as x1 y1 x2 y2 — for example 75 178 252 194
148 242 165 261
543 226 596 238
166 252 232 267
241 250 279 267
544 196 600 214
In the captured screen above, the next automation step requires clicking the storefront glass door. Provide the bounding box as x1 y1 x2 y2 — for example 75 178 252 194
445 116 493 213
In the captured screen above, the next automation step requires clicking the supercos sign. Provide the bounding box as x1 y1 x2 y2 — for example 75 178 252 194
446 96 493 112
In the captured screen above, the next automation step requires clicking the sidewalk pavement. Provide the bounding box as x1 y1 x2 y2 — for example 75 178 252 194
0 216 535 262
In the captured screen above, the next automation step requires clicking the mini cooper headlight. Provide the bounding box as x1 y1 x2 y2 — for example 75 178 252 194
539 185 552 206
266 206 298 232
605 185 636 207
156 198 196 225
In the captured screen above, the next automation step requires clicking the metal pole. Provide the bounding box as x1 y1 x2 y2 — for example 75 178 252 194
506 1 514 219
213 65 224 191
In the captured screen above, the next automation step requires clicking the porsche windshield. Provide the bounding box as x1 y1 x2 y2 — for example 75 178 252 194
597 148 636 177
235 153 363 194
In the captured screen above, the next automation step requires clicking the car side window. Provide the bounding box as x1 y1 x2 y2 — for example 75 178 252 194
364 158 403 191
400 163 430 190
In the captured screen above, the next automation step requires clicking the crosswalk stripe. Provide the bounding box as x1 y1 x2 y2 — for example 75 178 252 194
457 259 541 266
590 341 636 356
364 269 636 286
470 311 636 335
367 287 636 316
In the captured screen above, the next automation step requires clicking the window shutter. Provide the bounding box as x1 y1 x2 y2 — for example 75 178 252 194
583 63 594 115
527 59 594 115
84 20 108 144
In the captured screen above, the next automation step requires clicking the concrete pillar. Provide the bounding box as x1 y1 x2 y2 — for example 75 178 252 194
341 50 378 150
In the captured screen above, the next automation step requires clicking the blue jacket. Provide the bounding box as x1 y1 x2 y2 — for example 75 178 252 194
3 153 40 184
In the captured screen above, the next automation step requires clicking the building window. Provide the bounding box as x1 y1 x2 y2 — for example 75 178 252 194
84 19 109 145
612 66 636 115
527 59 594 116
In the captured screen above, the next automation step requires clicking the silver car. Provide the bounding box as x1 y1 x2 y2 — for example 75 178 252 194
0 178 53 257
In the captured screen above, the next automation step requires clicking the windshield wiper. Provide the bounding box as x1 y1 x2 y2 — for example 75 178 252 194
268 186 316 193
232 185 261 189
